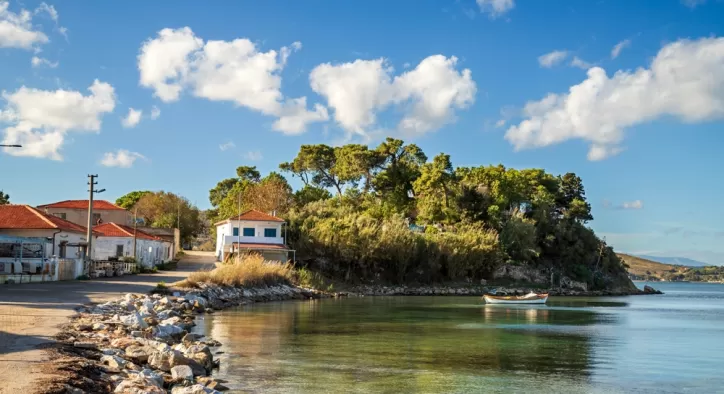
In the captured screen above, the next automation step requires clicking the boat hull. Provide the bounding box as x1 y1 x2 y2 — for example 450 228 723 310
483 294 548 304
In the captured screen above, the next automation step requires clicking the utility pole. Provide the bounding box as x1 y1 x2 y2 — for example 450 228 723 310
133 207 138 260
86 175 105 263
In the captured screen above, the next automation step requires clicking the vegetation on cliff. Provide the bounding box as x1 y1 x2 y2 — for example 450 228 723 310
207 137 633 291
620 254 724 282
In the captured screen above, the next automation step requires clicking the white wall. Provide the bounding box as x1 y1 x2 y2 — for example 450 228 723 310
215 220 285 261
94 236 167 268
0 229 88 260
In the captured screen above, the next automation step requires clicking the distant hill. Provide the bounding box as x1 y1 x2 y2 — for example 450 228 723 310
636 255 708 267
617 254 685 279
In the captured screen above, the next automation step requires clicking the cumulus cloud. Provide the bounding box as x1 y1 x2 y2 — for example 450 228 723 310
611 39 631 59
244 150 263 161
150 105 161 120
31 56 57 68
476 0 514 18
219 141 235 151
310 55 476 137
538 50 568 68
34 2 57 22
0 0 49 49
121 108 142 128
100 149 145 168
138 27 327 134
505 37 724 161
1 80 116 160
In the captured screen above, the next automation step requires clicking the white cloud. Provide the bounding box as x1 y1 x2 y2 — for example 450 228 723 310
121 108 142 128
310 55 475 137
150 105 161 120
34 3 57 22
0 0 49 49
100 149 145 168
244 150 263 161
681 0 707 8
611 39 631 59
570 56 594 70
495 119 506 128
538 50 568 68
219 141 235 151
620 200 643 210
476 0 515 18
1 80 116 160
505 37 724 161
138 27 326 134
31 55 57 68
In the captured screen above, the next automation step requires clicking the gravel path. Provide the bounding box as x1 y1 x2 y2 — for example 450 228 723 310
0 251 216 394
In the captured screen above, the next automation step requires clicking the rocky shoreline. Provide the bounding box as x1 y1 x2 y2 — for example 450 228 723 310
44 282 660 393
44 284 326 394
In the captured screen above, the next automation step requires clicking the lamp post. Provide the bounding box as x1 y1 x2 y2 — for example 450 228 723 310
0 144 22 147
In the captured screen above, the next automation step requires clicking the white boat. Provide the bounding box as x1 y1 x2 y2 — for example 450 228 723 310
483 292 548 304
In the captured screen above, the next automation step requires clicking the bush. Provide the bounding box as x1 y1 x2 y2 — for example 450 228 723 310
179 254 293 288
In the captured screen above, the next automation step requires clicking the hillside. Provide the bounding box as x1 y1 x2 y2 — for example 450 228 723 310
619 253 724 282
636 255 707 267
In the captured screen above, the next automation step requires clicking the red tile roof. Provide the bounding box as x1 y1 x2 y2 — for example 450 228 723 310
38 200 126 211
232 243 289 250
0 205 91 234
215 210 285 225
93 223 160 241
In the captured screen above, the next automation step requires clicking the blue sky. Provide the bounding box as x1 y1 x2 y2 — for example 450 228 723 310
1 0 724 264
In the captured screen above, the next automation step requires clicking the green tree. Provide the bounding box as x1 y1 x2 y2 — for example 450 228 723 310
115 190 151 210
557 173 593 222
413 153 457 223
295 185 332 207
281 145 343 195
372 138 427 214
133 191 202 242
0 190 9 205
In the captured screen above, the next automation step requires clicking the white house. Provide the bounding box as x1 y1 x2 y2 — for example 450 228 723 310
214 210 291 262
93 223 171 268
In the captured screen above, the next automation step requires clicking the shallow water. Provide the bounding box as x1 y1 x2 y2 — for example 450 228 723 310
194 282 724 393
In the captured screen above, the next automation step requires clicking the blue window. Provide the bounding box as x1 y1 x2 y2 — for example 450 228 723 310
232 227 239 236
264 228 277 238
243 228 255 237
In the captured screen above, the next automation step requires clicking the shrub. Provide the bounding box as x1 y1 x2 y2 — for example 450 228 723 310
180 254 293 288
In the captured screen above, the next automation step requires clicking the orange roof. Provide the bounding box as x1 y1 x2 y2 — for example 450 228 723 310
93 223 160 241
215 209 284 226
38 200 126 211
0 205 91 234
232 243 289 250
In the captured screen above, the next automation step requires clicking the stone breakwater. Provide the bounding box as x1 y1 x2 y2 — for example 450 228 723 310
52 284 324 394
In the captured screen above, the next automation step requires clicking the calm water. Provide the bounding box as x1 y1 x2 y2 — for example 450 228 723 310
194 282 724 393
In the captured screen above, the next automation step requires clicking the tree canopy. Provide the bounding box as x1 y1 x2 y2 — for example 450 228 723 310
0 190 9 205
132 191 202 242
115 191 151 210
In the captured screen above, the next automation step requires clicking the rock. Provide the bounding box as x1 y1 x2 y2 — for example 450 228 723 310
114 379 166 393
182 333 200 347
125 345 151 363
185 344 214 370
155 323 184 338
171 384 221 394
102 348 122 356
170 351 207 376
73 341 97 349
120 312 149 330
130 330 144 338
206 381 229 391
101 355 127 369
93 323 108 331
75 323 92 331
148 349 174 372
137 368 164 387
643 285 659 294
111 337 138 349
171 365 194 382
159 296 172 305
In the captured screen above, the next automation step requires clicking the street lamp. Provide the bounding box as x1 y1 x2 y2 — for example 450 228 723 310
0 144 22 147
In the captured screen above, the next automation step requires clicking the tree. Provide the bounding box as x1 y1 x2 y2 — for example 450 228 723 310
280 145 343 195
335 144 380 192
115 191 151 210
413 153 457 223
294 185 332 207
132 191 202 242
213 172 294 223
557 173 593 222
372 138 427 214
0 190 9 205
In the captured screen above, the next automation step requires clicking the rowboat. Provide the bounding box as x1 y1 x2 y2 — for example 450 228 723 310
483 292 548 304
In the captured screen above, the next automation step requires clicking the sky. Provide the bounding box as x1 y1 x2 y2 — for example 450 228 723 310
1 0 724 264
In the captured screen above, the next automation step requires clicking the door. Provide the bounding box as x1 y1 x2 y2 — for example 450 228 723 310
116 244 124 257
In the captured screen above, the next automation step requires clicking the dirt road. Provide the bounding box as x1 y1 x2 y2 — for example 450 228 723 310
0 251 216 394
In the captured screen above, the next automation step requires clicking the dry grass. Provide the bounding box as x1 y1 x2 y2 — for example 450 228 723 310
177 254 293 288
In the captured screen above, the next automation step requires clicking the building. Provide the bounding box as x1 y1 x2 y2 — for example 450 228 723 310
136 226 180 259
214 210 292 262
93 223 172 268
37 200 132 227
0 205 94 274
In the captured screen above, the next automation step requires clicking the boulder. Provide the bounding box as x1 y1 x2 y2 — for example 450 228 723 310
111 337 138 349
93 323 108 331
101 355 127 369
137 368 164 387
155 323 185 338
170 351 207 376
171 384 221 394
114 379 166 394
73 341 97 349
171 365 194 382
125 345 152 363
120 312 149 330
643 285 659 294
148 349 175 372
182 333 200 347
185 344 214 371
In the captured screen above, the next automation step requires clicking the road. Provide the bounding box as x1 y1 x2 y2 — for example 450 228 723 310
0 251 216 394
